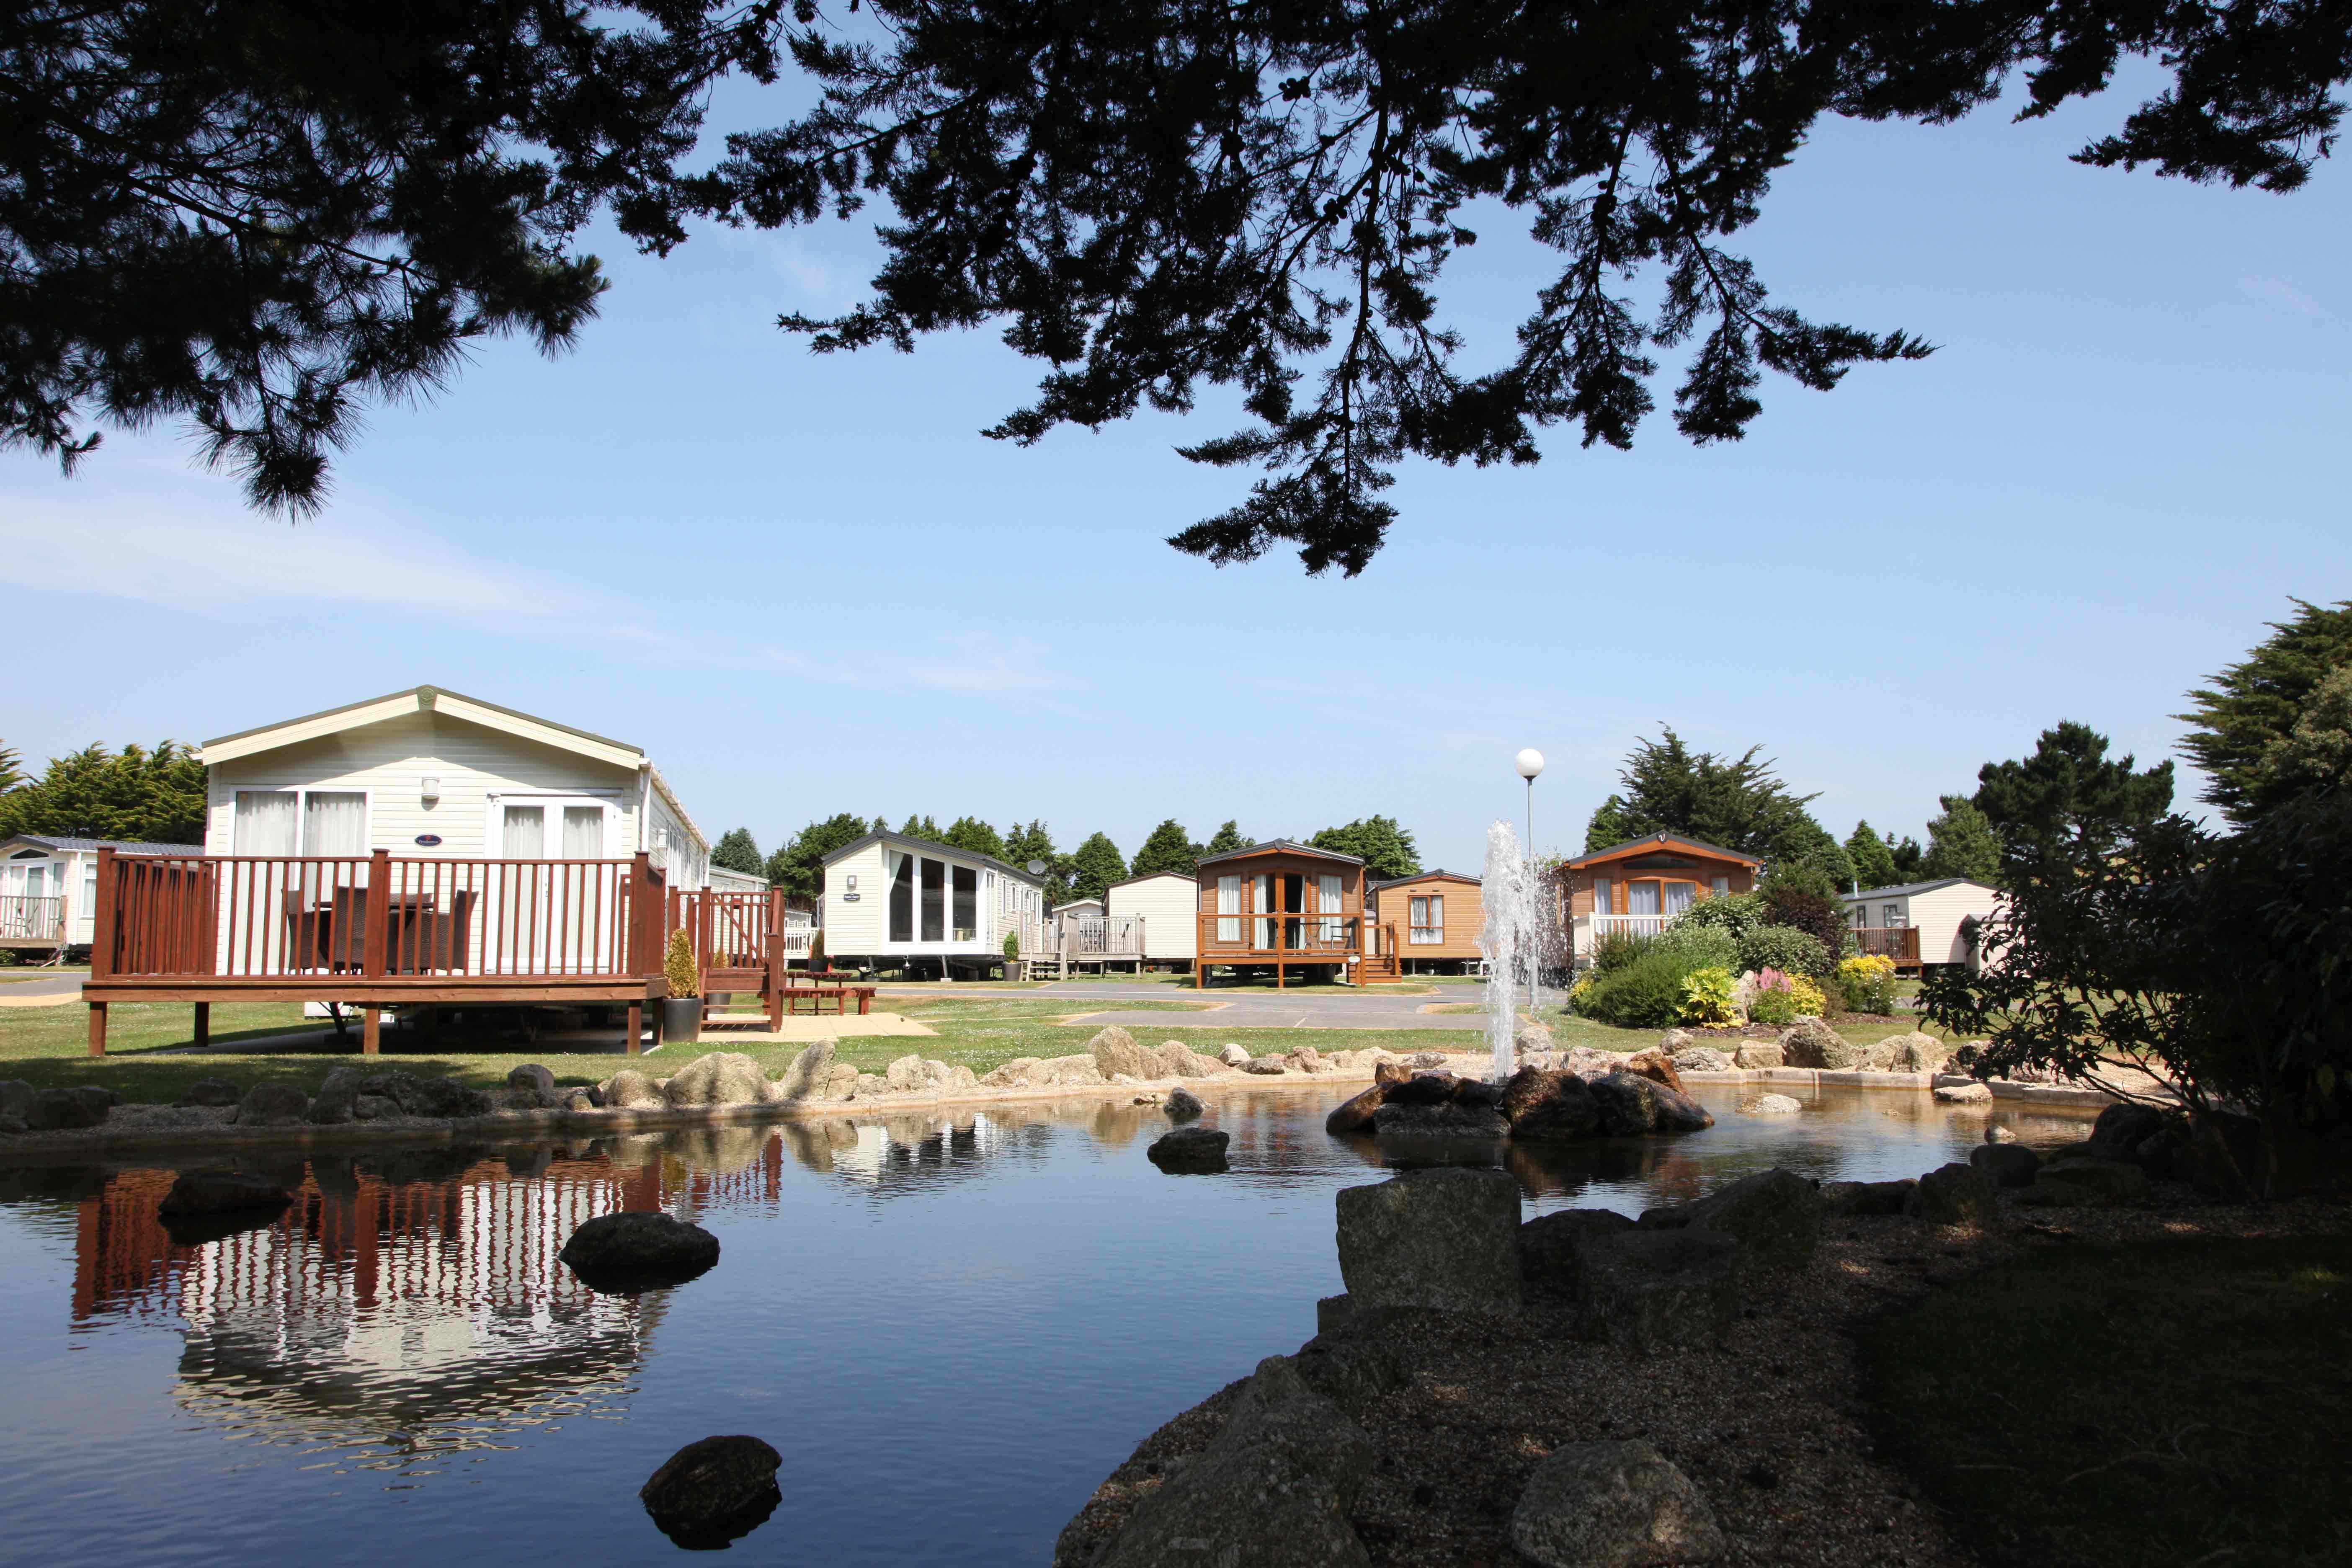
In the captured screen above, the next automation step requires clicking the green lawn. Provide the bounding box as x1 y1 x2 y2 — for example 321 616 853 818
1867 1233 2352 1568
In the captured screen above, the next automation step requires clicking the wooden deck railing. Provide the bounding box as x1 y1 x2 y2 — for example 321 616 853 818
0 894 65 942
1195 912 1363 956
1854 926 1923 964
1064 914 1145 956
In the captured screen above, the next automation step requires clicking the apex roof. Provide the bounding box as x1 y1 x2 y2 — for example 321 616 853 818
1369 868 1481 891
819 829 1046 886
1563 831 1763 870
1195 838 1365 868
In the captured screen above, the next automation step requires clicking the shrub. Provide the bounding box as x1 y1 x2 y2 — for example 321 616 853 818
1568 974 1596 1011
1003 931 1019 962
1787 974 1828 1016
1591 927 1657 974
1838 953 1899 1014
1672 892 1764 944
1577 948 1692 1028
1655 921 1740 974
1760 882 1854 967
1746 967 1828 1024
1737 922 1834 979
663 928 699 998
1679 965 1740 1026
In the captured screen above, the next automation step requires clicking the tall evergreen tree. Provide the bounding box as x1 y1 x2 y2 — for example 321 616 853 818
711 828 763 876
1887 833 1926 881
1919 797 2002 884
1584 794 1640 852
897 813 944 842
1065 833 1128 902
0 742 21 794
763 812 871 899
1589 727 1839 877
1310 816 1421 880
941 816 1008 859
2178 599 2352 822
2255 663 2352 805
1203 820 1246 856
1974 721 2174 878
1130 819 1201 878
1845 820 1899 892
0 742 206 844
870 815 890 835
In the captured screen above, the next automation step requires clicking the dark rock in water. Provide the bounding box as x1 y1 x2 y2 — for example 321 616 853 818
234 1083 309 1127
356 1072 493 1119
27 1086 112 1131
1969 1142 2043 1189
1510 1440 1726 1568
1648 1082 1714 1132
1164 1086 1205 1122
1620 1047 1687 1095
1635 1205 1692 1230
159 1168 294 1217
1370 1100 1511 1139
1906 1162 1995 1227
175 1078 242 1109
507 1063 557 1097
1292 1333 1408 1419
1317 1293 1356 1335
641 1435 783 1544
1452 1078 1505 1109
1501 1068 1600 1142
560 1211 721 1292
1324 1080 1390 1135
1386 1072 1458 1106
1336 1167 1521 1315
1821 1179 1915 1217
1684 1168 1821 1274
1576 1230 1740 1354
1147 1125 1231 1173
1519 1209 1635 1300
1590 1073 1713 1137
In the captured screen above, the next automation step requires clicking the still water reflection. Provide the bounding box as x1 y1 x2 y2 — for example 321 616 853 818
0 1084 2089 1566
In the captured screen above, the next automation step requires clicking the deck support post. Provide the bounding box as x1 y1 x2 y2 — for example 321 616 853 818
88 1001 107 1057
625 1001 642 1055
192 1002 209 1050
361 1007 381 1055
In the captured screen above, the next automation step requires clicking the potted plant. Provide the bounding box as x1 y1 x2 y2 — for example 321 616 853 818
660 928 701 1044
1003 930 1021 981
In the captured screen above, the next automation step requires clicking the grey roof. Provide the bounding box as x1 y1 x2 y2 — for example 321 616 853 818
1195 838 1365 868
1103 869 1198 892
1564 831 1762 869
1369 868 1481 891
818 829 1045 886
2 833 205 856
1844 877 1996 901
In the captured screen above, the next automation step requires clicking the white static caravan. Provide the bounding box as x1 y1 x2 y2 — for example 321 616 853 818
201 685 712 889
818 830 1046 977
0 834 205 959
1840 877 2000 970
1104 871 1199 965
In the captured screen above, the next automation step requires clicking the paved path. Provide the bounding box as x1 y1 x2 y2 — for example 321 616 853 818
1034 983 1483 1032
0 972 85 1007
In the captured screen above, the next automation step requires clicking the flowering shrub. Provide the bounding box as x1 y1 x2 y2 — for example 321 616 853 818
1745 967 1827 1024
1569 974 1596 1011
1787 974 1829 1016
1837 953 1899 1014
1679 965 1740 1026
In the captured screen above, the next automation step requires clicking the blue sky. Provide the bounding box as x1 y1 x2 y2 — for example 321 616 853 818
3 70 2344 872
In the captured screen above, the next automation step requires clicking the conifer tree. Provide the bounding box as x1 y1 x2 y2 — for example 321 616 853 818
1130 819 1201 878
1065 833 1128 902
2179 599 2352 822
712 828 763 876
1203 820 1246 856
1844 820 1899 892
942 817 1008 859
763 812 871 899
1310 816 1421 880
1919 797 2002 885
0 742 204 844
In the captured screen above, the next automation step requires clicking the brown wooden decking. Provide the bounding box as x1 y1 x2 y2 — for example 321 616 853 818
1854 926 1924 969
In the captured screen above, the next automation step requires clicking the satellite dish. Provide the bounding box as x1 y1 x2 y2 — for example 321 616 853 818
1515 748 1546 781
1026 859 1046 876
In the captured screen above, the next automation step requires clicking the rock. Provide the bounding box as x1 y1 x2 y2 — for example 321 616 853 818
232 1082 309 1127
1683 1168 1821 1273
1984 1124 2018 1144
2013 1178 2099 1209
1165 1086 1205 1121
1576 1230 1741 1353
1821 1179 1915 1217
1969 1142 2043 1189
1219 1044 1251 1067
2040 1156 2153 1205
1516 1022 1556 1056
1905 1162 1996 1227
507 1063 557 1096
352 1094 395 1121
24 1086 112 1131
1519 1209 1636 1299
665 1052 772 1106
772 1040 837 1100
1317 1293 1356 1334
1672 1045 1733 1073
0 1080 32 1123
0 1115 25 1135
853 1073 887 1099
2088 1102 2169 1157
1147 1125 1231 1173
1335 1168 1522 1315
884 1055 976 1096
1152 1041 1231 1078
1408 1051 1449 1069
1885 1032 1953 1073
1591 1073 1714 1136
1092 1356 1375 1568
1509 1440 1727 1568
1088 1026 1151 1081
1239 1057 1289 1076
1292 1335 1410 1420
1563 1045 1622 1079
982 1053 1105 1088
558 1087 598 1112
1501 1068 1602 1142
1285 1046 1337 1075
1370 1101 1511 1138
1324 1079 1392 1135
601 1069 665 1110
1622 1047 1687 1094
559 1210 721 1292
1635 1205 1691 1230
1656 1028 1695 1055
1452 1078 1505 1109
158 1169 293 1217
1732 1042 1785 1070
814 1062 859 1101
358 1073 493 1117
175 1078 242 1109
305 1066 368 1125
1778 1018 1855 1070
1934 1081 1994 1106
1741 1093 1802 1115
640 1435 783 1542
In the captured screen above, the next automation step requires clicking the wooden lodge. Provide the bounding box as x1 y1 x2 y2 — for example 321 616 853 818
1193 840 1402 987
1558 832 1762 962
1365 869 1484 975
78 685 806 1057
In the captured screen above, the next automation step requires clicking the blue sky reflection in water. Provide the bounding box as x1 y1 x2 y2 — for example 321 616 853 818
0 1085 2093 1566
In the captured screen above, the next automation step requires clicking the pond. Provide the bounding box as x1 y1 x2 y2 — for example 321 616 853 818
0 1083 2092 1565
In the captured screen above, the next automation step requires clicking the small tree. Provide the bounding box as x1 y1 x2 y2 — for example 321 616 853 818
1065 832 1128 901
1887 833 1925 881
0 741 206 843
1919 795 2001 883
898 812 944 841
663 928 699 998
764 812 871 899
2178 598 2352 824
942 815 1008 859
1845 820 1899 891
1203 820 1246 856
1310 815 1421 879
1131 818 1201 877
712 827 763 876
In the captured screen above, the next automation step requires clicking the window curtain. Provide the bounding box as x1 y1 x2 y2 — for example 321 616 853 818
1252 874 1270 948
1628 881 1661 916
1318 873 1343 943
503 805 546 859
1594 879 1613 916
561 806 605 858
304 792 367 858
234 791 299 856
1217 875 1241 942
1662 881 1696 916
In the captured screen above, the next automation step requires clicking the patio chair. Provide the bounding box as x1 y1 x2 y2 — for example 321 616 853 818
280 890 330 972
408 888 475 973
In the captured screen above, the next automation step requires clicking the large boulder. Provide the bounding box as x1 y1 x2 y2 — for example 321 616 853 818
1590 1073 1713 1136
1778 1018 1855 1070
1324 1081 1391 1135
1885 1032 1954 1073
306 1067 368 1125
882 1055 977 1096
1969 1142 2043 1189
507 1063 557 1097
159 1168 292 1218
1519 1209 1636 1300
1147 1126 1231 1173
1239 1057 1289 1076
664 1052 772 1107
1732 1042 1785 1070
0 1080 34 1123
601 1069 665 1110
1683 1168 1821 1274
27 1085 113 1131
1370 1101 1510 1139
1290 1336 1410 1421
772 1040 838 1100
175 1078 242 1109
1335 1168 1522 1315
1284 1045 1338 1075
1741 1093 1802 1115
1088 1026 1152 1081
1905 1162 1996 1227
559 1210 721 1292
1621 1048 1687 1094
640 1435 782 1546
233 1082 310 1127
358 1072 492 1117
2040 1156 2153 1206
1671 1045 1733 1073
1934 1081 1994 1106
1509 1440 1727 1568
1218 1044 1252 1067
1092 1356 1375 1568
983 1053 1104 1088
1821 1178 1915 1217
1501 1068 1602 1142
1576 1230 1741 1353
2087 1102 2169 1158
1562 1045 1622 1080
1150 1041 1230 1078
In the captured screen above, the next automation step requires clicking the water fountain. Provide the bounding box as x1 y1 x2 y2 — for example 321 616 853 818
1478 819 1542 1081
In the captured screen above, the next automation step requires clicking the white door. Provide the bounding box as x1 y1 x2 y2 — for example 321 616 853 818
494 799 615 972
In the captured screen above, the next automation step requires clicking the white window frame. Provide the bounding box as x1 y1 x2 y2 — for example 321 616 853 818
1409 893 1443 945
487 793 623 859
230 786 376 856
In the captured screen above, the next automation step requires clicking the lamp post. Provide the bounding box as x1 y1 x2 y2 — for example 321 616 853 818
1515 749 1545 1013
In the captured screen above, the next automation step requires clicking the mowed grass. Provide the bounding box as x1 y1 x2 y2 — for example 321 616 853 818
1866 1234 2352 1568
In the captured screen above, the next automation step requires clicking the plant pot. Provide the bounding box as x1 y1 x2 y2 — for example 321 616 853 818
659 996 703 1045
